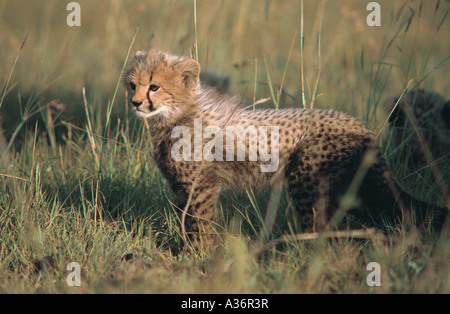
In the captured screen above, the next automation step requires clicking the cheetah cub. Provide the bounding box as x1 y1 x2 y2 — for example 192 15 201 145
383 89 450 170
123 50 447 248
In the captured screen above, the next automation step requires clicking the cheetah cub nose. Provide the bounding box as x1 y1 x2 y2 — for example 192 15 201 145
132 101 142 107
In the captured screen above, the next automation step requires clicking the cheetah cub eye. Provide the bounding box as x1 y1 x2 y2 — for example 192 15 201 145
150 84 160 92
129 82 136 91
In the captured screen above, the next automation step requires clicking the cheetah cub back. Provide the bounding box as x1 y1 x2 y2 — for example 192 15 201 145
123 50 448 249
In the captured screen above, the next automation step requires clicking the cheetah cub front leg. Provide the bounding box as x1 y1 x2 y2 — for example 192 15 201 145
174 178 220 250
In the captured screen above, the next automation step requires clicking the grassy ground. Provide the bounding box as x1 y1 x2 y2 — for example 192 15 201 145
0 0 449 293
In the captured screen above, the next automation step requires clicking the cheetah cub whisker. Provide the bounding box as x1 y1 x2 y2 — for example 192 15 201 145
135 105 171 119
123 49 448 250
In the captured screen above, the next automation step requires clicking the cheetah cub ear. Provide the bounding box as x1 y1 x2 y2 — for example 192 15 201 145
134 50 146 59
175 58 201 89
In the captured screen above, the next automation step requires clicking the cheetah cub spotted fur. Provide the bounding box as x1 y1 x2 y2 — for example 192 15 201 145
123 50 447 248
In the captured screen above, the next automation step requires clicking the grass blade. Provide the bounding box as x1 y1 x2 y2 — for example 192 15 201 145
104 27 139 135
0 34 27 111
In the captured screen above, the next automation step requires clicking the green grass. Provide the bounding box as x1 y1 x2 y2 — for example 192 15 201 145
0 0 449 293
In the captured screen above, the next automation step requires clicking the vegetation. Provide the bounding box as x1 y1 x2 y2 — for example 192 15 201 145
0 0 448 293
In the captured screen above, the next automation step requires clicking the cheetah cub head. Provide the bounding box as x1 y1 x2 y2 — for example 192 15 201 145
123 49 201 121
